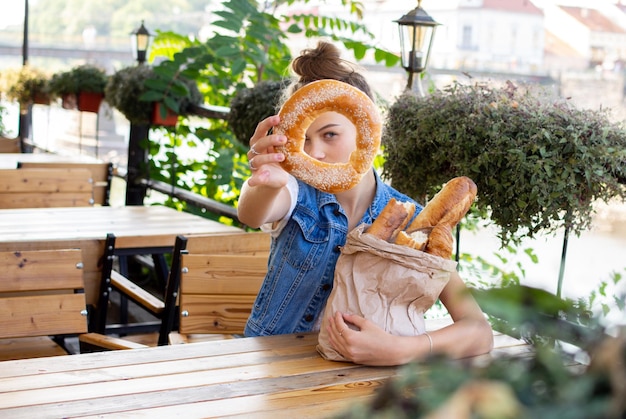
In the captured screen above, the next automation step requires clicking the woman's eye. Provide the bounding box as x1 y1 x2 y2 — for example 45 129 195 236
323 131 338 139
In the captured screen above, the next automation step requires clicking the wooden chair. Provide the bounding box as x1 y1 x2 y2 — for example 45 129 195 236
0 136 20 153
87 233 168 338
0 247 131 358
0 168 95 208
86 231 270 347
165 231 271 344
0 248 88 361
17 161 114 206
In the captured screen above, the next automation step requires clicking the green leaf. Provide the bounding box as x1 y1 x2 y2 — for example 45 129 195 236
163 96 180 113
214 45 241 58
139 91 163 102
232 59 248 76
286 23 302 34
144 78 168 91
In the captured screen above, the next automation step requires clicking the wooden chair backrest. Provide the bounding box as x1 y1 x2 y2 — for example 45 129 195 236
0 137 20 153
185 231 271 255
17 161 113 206
177 232 270 336
0 248 88 339
0 168 95 208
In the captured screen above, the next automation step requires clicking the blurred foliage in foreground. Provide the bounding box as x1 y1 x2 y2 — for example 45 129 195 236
337 284 626 419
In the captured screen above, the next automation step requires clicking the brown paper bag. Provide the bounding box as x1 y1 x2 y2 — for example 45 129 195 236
317 224 457 361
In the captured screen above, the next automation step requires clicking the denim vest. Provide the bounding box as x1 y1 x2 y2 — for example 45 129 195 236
244 171 422 336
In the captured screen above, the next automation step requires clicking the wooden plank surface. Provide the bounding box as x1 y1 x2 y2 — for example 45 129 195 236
179 294 258 334
0 138 20 154
0 191 94 208
0 168 95 208
177 242 269 336
18 161 113 205
0 337 68 362
0 248 84 292
0 330 531 418
0 356 358 409
185 231 271 255
75 370 387 418
110 270 164 314
0 333 320 379
0 206 241 305
0 367 387 418
0 168 93 193
0 153 102 170
0 294 87 338
0 206 239 244
0 248 88 340
181 254 267 294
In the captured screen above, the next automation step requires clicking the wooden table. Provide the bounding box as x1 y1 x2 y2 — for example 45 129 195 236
0 327 531 418
0 206 241 305
0 153 103 169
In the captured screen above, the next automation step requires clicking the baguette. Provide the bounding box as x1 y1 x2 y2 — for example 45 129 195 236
394 229 429 251
406 176 477 233
423 224 454 259
366 198 415 242
365 176 476 260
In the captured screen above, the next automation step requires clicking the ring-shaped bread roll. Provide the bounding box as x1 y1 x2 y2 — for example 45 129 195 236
275 79 382 193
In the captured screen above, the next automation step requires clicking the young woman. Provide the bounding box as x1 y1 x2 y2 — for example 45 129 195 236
237 41 493 366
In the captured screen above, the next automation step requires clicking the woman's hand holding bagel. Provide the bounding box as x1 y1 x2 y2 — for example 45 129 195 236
246 115 290 190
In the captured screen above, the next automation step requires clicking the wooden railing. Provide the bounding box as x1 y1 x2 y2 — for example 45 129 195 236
139 178 239 221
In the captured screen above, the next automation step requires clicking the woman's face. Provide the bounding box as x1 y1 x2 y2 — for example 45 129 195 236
304 112 357 164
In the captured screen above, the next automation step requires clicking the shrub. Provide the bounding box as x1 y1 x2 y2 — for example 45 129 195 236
383 81 626 245
4 66 50 106
105 65 202 124
48 64 108 97
105 65 155 124
227 80 284 147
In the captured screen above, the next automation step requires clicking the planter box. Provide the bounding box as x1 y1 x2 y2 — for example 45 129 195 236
78 92 104 113
151 102 178 127
33 92 51 105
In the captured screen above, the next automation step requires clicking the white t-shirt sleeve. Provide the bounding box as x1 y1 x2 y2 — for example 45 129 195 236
260 175 299 237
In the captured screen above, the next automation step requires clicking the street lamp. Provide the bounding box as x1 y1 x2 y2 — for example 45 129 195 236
131 20 153 65
395 1 440 96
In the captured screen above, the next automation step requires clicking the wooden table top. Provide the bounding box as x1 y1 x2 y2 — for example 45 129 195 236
0 205 240 248
0 323 531 418
0 206 242 305
0 153 103 169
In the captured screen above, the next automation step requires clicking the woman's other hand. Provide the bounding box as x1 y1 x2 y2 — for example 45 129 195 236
327 311 413 366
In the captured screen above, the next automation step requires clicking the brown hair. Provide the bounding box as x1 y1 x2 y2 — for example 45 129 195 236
281 41 375 104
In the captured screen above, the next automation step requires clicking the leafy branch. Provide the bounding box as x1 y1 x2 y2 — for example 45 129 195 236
142 0 402 214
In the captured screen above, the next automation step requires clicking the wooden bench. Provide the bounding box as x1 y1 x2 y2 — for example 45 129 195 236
0 248 88 361
17 161 114 206
88 231 270 347
85 233 168 343
0 137 20 153
166 231 271 344
0 246 139 358
0 168 95 208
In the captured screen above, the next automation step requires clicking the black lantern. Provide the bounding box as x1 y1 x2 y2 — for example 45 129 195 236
395 1 439 95
131 21 152 64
